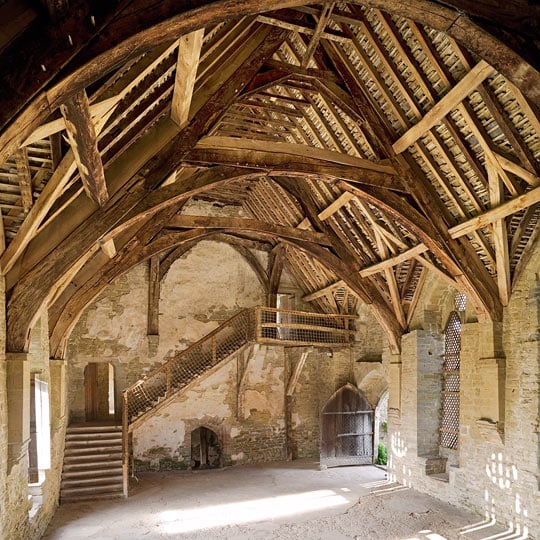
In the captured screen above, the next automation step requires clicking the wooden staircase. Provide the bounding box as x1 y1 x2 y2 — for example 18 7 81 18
121 307 355 496
60 423 123 503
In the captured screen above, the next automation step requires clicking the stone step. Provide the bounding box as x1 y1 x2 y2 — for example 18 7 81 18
63 445 122 456
61 481 123 494
62 466 122 479
63 452 122 463
61 484 123 501
65 437 122 447
63 459 122 470
66 431 122 441
67 424 122 433
61 491 124 503
62 474 123 487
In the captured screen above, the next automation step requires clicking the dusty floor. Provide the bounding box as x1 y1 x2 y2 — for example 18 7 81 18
44 460 514 540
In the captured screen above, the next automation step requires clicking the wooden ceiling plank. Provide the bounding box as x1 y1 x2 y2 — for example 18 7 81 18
504 79 540 140
302 94 349 153
60 90 109 207
0 150 77 275
393 60 495 154
349 9 423 120
311 92 364 156
449 38 539 175
14 148 33 213
197 19 257 87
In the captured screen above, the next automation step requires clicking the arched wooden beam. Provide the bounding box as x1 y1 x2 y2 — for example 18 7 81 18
337 181 502 322
6 166 262 353
49 224 402 358
1 0 539 165
4 25 285 286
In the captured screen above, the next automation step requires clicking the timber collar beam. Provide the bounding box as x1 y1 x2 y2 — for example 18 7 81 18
186 137 405 192
168 216 332 246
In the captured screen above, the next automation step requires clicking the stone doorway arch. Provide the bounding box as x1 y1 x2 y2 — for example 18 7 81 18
190 426 221 469
321 384 373 468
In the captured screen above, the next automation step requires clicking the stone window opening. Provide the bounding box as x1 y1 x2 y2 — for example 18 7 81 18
439 294 466 450
28 374 51 518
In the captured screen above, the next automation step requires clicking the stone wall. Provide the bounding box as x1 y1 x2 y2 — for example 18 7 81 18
388 244 540 535
1 308 67 540
66 239 267 423
132 344 368 470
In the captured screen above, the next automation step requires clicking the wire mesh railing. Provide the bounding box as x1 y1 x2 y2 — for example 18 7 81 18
257 307 355 347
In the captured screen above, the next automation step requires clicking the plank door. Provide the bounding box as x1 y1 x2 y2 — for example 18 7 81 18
321 385 373 467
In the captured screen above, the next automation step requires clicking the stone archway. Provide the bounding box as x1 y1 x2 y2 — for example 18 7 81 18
190 426 221 470
320 384 373 468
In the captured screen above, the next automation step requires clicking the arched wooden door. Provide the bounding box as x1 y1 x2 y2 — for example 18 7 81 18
321 385 373 467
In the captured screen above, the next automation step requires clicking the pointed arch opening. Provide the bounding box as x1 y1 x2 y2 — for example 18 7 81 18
321 384 373 468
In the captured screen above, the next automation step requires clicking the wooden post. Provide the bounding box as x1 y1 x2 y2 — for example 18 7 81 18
255 307 262 342
122 393 129 498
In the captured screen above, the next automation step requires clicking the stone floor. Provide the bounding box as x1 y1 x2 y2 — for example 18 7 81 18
43 459 521 540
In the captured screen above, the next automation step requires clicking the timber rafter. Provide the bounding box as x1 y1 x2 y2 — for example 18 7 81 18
0 0 538 356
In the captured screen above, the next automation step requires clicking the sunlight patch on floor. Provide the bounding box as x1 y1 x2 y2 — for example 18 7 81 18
159 489 350 534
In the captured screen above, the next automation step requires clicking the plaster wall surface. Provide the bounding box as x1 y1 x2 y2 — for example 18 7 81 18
66 238 267 422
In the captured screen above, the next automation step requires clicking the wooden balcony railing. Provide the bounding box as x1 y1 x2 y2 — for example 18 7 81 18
122 307 355 495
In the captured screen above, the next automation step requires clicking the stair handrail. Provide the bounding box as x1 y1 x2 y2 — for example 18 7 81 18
124 307 255 396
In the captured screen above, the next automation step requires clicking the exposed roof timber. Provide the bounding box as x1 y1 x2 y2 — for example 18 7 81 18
305 184 540 301
168 215 332 246
255 13 348 44
60 90 109 207
21 95 120 147
323 38 503 321
4 25 284 290
0 103 120 277
0 0 537 169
